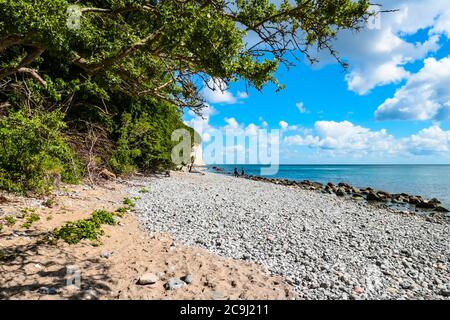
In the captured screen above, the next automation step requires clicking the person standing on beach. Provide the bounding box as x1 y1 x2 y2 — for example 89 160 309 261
241 168 245 176
234 167 239 177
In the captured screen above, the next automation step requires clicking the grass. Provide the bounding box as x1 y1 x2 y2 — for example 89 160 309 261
138 188 149 193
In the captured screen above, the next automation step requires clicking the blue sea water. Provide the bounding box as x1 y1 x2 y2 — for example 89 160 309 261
208 165 450 208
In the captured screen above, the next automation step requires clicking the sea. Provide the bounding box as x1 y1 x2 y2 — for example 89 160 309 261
207 164 450 209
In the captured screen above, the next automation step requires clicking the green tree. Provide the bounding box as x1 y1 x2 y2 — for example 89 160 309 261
0 0 382 191
1 0 376 113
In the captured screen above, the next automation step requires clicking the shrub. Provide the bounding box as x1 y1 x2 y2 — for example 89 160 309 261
53 209 117 244
53 219 103 245
42 198 56 208
91 210 116 226
0 110 82 194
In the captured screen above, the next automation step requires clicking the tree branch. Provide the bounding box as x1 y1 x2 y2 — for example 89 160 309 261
72 28 164 74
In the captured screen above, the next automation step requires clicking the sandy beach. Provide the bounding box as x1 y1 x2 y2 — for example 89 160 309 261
0 177 294 300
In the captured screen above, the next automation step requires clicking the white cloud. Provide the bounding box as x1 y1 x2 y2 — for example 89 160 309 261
224 117 240 129
405 125 450 155
237 91 249 99
279 121 289 129
201 79 248 104
322 0 449 95
284 120 450 157
375 56 450 121
296 102 308 114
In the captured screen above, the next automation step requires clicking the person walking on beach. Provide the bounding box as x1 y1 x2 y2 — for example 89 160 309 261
234 167 239 177
241 168 245 176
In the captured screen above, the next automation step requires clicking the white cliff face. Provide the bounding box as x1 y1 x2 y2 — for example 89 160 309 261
192 144 205 166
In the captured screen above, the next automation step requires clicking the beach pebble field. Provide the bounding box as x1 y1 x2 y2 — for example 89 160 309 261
131 172 450 300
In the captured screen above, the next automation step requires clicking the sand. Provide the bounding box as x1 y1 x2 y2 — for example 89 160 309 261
0 178 295 300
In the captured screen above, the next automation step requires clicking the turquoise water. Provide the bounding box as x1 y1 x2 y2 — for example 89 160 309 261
208 165 450 208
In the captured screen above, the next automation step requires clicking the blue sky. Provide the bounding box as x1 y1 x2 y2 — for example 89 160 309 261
186 0 450 164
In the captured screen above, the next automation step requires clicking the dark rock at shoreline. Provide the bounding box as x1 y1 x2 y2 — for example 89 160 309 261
367 192 382 202
430 198 441 205
434 206 449 213
336 188 346 197
408 196 422 205
233 172 448 217
416 201 438 209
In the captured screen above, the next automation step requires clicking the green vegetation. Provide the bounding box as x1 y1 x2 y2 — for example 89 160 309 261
0 110 81 193
91 209 117 226
42 198 56 208
0 0 373 193
53 219 104 245
139 188 149 194
4 216 16 227
53 209 118 244
123 197 136 208
21 211 40 229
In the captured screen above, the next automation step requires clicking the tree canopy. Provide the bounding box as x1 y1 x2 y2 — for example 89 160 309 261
1 0 375 113
0 0 381 192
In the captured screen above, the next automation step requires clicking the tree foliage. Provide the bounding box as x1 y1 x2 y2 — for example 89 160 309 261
0 0 377 191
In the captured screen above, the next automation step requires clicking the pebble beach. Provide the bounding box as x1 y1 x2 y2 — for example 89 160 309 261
131 172 450 300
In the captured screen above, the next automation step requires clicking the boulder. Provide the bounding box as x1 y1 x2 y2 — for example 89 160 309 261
367 192 382 202
416 201 437 209
336 188 346 197
434 206 449 213
429 198 441 205
408 196 421 205
164 278 186 290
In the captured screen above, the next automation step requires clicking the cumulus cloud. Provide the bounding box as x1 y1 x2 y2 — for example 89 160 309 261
405 125 450 155
279 121 289 129
284 120 450 156
285 121 397 154
201 79 248 104
323 0 449 95
375 56 450 121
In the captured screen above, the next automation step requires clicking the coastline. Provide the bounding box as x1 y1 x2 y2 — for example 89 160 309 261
131 171 450 300
209 166 450 219
1 171 449 300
